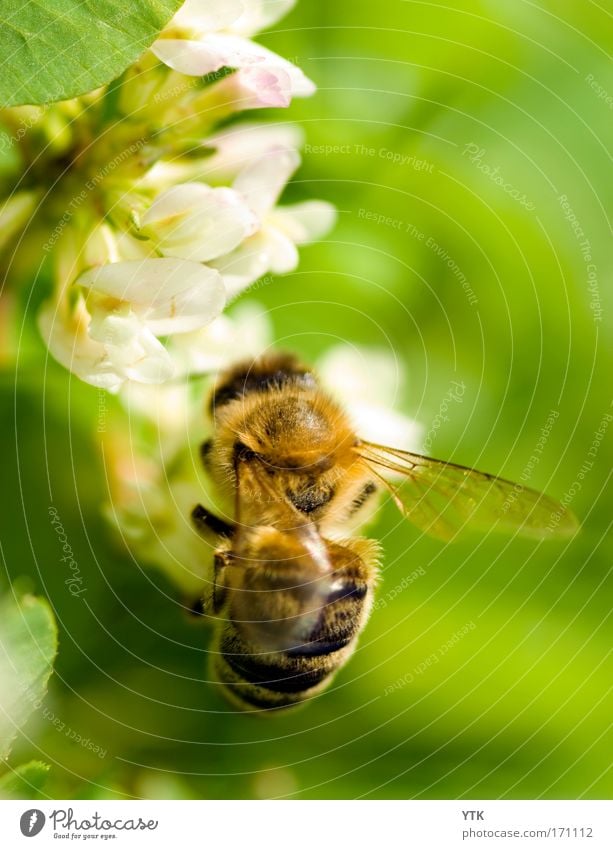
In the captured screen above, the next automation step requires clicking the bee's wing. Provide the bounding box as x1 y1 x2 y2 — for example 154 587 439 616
357 441 579 542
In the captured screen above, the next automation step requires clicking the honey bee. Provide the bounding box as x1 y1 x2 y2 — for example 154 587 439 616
191 353 578 712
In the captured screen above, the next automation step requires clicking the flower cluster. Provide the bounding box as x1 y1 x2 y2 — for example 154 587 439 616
0 0 335 391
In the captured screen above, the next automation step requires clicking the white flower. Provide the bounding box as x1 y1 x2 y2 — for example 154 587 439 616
38 296 173 391
203 122 305 180
118 302 273 433
168 300 273 375
212 149 337 296
208 63 294 109
152 0 313 104
139 183 257 262
172 0 296 36
317 345 424 451
78 258 226 335
141 122 304 191
39 258 227 389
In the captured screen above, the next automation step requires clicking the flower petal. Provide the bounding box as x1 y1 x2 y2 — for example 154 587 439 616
347 403 424 451
231 0 297 36
121 332 176 384
140 183 257 262
171 0 245 33
209 233 271 297
153 32 315 97
233 147 300 217
270 200 337 244
203 122 304 180
211 34 316 95
317 345 424 450
228 65 293 109
88 310 176 384
38 299 123 390
169 301 273 374
78 259 227 335
262 225 299 273
151 38 229 76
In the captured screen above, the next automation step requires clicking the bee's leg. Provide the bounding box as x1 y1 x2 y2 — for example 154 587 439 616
185 549 231 619
191 503 235 539
186 597 206 618
212 551 230 613
199 439 213 470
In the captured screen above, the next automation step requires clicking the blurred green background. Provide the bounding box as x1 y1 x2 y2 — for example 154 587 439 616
2 0 611 799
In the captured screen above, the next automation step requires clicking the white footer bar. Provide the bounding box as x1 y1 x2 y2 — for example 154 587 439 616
0 800 611 848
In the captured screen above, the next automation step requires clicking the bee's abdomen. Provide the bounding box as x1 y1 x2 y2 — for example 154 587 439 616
213 583 369 711
213 628 341 711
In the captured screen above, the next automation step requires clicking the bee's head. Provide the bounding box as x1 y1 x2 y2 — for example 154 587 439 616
209 391 359 522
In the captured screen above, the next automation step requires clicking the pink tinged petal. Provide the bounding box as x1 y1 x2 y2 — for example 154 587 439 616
140 183 257 262
208 33 316 101
231 0 297 36
271 200 337 244
233 147 300 217
172 0 245 32
77 259 227 335
208 35 316 95
217 65 292 110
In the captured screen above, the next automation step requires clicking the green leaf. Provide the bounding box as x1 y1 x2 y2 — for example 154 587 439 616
0 0 183 107
0 760 50 798
0 592 58 760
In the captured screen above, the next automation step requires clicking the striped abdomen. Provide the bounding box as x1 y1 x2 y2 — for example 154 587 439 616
213 544 375 711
